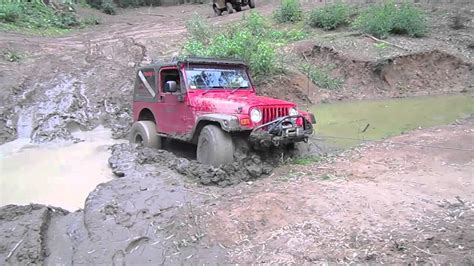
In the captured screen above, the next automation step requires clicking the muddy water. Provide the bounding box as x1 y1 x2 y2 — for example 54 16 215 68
0 126 125 211
312 94 474 148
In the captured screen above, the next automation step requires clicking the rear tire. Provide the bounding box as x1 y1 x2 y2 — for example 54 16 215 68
249 0 255 8
197 125 234 166
129 121 162 149
226 2 234 14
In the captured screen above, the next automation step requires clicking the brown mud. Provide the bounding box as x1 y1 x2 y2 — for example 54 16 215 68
1 2 473 264
1 119 473 264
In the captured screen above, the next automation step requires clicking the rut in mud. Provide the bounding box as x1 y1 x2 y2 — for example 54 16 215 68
108 142 319 187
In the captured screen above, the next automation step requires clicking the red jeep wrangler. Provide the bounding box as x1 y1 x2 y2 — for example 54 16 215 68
130 57 316 166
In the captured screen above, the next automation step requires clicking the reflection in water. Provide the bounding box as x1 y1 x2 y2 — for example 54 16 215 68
0 126 125 211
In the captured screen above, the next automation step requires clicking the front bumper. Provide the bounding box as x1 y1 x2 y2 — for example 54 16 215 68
249 115 314 148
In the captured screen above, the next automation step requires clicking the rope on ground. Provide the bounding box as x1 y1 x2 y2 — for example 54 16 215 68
314 134 474 152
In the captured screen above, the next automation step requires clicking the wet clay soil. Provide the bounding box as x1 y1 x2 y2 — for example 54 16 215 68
0 2 473 264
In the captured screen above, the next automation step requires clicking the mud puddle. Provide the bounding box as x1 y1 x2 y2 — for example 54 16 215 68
0 126 125 211
312 94 474 148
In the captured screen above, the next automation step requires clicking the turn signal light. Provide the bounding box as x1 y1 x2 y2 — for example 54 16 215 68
296 117 303 127
240 118 250 126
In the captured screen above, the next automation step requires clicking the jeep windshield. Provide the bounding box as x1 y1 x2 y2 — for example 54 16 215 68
185 66 251 90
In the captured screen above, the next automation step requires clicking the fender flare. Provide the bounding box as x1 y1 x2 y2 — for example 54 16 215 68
191 114 242 142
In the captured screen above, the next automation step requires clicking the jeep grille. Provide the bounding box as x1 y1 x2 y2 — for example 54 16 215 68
261 106 289 124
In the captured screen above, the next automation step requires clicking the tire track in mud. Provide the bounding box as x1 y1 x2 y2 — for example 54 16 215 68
0 10 188 144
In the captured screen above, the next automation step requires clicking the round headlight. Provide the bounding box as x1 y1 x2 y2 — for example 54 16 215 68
250 109 262 123
289 107 298 116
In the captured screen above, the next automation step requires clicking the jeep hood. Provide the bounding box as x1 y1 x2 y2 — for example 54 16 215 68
190 92 296 114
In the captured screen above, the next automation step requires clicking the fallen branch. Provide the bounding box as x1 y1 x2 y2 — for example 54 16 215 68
414 245 434 256
363 34 410 51
6 239 24 261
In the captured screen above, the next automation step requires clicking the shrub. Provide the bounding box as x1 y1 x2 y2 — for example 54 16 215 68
274 0 303 24
392 3 427 37
353 2 427 38
185 14 212 44
4 50 21 62
101 0 116 15
87 0 116 14
300 63 343 90
308 3 350 30
0 2 80 30
183 12 302 80
81 16 101 26
55 12 80 28
0 3 22 23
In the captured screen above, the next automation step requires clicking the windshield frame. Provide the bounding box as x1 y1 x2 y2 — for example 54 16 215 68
182 64 254 92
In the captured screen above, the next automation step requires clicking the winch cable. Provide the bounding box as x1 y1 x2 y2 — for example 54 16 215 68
313 134 474 152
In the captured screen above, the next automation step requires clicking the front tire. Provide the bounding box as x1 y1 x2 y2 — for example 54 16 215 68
129 121 162 149
226 2 234 14
213 5 222 16
249 0 255 8
197 125 234 166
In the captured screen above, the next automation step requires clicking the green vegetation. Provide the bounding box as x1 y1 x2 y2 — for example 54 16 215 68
87 0 116 15
300 63 343 90
0 1 84 34
292 155 322 165
0 2 78 28
80 16 101 27
353 1 427 38
273 0 303 23
3 50 21 62
183 12 307 80
87 0 166 14
0 1 102 34
308 3 350 30
185 15 211 44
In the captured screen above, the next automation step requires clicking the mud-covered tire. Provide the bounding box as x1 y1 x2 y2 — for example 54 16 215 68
197 125 234 166
249 0 255 8
129 121 162 149
226 2 234 14
213 6 222 16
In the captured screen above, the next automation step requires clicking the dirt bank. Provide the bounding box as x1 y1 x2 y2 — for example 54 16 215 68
261 44 473 105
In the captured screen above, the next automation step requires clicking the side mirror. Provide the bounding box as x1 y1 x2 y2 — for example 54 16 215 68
165 81 178 93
